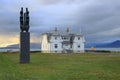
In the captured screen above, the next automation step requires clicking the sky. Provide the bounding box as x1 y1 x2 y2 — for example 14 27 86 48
0 0 120 47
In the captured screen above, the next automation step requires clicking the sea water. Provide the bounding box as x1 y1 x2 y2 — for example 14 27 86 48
85 48 120 52
0 48 120 52
0 49 40 52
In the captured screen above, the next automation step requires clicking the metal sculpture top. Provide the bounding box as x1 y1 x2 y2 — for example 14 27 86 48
20 7 29 32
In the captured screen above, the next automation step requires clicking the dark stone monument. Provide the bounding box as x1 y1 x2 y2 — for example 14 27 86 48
20 7 30 63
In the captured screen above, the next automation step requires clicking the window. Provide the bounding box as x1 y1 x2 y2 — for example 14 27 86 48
54 44 58 48
64 37 66 40
78 45 80 48
78 37 80 40
64 37 68 40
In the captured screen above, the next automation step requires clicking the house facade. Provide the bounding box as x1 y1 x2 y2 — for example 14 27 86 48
41 28 85 53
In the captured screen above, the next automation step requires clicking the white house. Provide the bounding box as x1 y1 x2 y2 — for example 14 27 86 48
41 28 85 53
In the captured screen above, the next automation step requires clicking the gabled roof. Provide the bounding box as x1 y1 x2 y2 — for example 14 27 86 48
41 29 84 43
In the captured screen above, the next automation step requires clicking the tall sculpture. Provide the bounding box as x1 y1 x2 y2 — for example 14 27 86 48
20 7 30 63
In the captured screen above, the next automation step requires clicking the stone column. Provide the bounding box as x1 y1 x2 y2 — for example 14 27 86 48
20 32 30 63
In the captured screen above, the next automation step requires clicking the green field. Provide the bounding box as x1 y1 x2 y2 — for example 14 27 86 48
0 52 120 80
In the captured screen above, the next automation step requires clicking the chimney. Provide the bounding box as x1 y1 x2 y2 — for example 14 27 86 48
66 27 69 32
55 27 57 32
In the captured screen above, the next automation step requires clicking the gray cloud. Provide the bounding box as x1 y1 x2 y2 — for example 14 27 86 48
0 0 120 44
36 0 84 5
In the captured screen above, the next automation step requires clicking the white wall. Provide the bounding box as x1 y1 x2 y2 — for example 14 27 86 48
50 35 62 43
50 43 62 51
63 44 71 50
73 36 85 52
50 35 63 52
41 34 50 52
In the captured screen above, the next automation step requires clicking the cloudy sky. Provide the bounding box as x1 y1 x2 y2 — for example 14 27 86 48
0 0 120 47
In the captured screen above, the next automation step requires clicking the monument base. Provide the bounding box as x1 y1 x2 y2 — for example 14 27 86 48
20 32 30 63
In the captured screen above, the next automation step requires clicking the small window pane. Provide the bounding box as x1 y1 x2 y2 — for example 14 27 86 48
55 44 58 48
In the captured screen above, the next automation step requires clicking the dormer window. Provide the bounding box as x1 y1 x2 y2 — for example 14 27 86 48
78 37 80 40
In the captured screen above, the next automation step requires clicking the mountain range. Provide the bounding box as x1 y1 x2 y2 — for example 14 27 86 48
85 40 120 48
0 43 41 49
0 40 120 49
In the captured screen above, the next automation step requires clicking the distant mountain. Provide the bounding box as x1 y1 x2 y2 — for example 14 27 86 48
85 40 120 48
6 44 19 49
110 40 120 47
0 43 41 49
1 40 120 49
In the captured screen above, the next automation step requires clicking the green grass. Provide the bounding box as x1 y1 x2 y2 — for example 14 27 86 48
0 52 120 80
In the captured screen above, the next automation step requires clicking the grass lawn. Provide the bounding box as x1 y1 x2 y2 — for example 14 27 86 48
0 52 120 80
